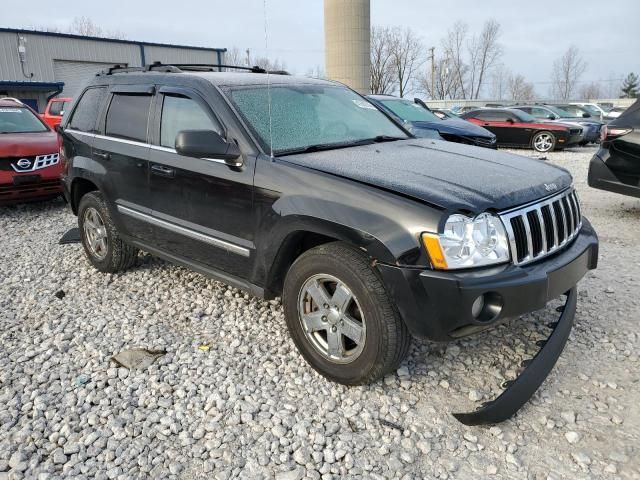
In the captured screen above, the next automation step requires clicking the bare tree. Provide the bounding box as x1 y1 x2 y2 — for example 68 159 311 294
489 64 509 100
417 57 464 100
253 57 287 72
578 82 603 100
550 46 587 100
467 20 502 99
68 16 126 39
223 46 247 67
370 26 397 94
442 21 469 99
508 74 536 102
387 27 424 98
305 65 325 79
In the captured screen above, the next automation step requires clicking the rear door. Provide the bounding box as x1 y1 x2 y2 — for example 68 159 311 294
147 86 255 279
93 85 154 240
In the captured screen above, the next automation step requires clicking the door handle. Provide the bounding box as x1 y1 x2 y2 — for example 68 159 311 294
483 123 490 126
151 164 175 178
94 151 110 160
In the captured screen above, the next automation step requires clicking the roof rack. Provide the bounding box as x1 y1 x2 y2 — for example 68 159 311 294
98 61 290 76
0 97 25 105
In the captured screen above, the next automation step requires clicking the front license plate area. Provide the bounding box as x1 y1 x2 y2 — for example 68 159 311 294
13 174 41 186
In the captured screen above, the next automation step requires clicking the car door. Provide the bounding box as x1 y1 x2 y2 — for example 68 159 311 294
93 85 154 240
471 111 511 144
147 86 255 279
503 112 534 146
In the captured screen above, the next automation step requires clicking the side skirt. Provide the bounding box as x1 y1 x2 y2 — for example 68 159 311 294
129 239 265 299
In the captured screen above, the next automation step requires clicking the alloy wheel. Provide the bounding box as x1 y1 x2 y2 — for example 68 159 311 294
534 133 554 152
83 207 108 260
298 274 366 364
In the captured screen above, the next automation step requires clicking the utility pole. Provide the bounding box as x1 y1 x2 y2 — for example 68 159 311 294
246 48 251 67
428 47 436 99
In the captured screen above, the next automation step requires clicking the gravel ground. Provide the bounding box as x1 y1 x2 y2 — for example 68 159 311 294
1 145 639 480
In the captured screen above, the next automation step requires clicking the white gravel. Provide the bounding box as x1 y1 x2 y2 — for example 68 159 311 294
1 145 639 479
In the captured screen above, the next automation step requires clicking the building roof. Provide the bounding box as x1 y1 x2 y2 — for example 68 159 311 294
0 80 64 92
0 27 226 53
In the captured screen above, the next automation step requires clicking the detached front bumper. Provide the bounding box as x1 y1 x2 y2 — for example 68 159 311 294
378 219 598 425
377 218 598 342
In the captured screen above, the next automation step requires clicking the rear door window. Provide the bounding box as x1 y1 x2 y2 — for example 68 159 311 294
160 95 221 148
105 93 152 142
69 87 107 132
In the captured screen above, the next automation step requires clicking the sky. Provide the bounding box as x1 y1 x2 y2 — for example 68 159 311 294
5 0 640 97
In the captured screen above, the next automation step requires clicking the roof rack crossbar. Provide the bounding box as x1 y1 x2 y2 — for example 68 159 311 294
98 62 289 76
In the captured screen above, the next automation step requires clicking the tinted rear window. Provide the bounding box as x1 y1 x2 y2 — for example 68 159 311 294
105 93 151 142
69 88 107 132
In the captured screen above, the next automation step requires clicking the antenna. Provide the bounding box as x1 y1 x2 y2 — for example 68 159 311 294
263 0 274 159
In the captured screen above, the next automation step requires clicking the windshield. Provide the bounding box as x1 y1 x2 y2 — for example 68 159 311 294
0 107 48 133
545 105 573 117
225 84 408 154
581 104 601 116
378 98 441 122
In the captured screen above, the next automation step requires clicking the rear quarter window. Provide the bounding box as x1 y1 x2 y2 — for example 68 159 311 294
105 93 152 142
69 88 107 132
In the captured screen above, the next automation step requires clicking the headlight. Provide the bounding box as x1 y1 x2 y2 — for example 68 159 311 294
422 213 510 270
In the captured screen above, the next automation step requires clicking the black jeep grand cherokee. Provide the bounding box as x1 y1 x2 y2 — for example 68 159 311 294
60 64 598 425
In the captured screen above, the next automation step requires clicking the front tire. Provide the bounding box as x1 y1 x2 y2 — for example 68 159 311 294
78 191 138 273
283 242 411 385
532 131 556 153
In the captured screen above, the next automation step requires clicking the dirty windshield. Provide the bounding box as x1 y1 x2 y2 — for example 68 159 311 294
225 84 408 155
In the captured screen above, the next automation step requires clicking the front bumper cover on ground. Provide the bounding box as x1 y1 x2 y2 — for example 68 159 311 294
453 287 577 425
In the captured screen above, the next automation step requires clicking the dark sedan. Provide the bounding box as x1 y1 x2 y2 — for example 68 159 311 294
512 105 603 144
367 95 497 148
588 99 640 198
461 108 583 153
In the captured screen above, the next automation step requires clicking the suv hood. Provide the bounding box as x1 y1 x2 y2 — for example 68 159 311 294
0 131 58 157
412 118 494 139
280 138 572 213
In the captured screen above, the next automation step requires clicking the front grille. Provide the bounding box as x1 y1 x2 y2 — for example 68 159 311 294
500 188 582 266
0 154 59 172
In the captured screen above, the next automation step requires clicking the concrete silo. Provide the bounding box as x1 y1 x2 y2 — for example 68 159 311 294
324 0 371 94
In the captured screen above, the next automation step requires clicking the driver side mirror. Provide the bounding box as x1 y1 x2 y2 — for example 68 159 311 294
582 112 591 118
175 130 242 167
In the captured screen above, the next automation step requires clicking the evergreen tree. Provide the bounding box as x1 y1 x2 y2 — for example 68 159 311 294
620 73 639 98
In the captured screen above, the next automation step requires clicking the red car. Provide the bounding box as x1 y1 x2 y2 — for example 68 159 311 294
461 108 583 153
0 98 63 204
40 97 73 129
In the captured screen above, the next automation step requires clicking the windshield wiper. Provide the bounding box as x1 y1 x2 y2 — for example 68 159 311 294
276 136 406 157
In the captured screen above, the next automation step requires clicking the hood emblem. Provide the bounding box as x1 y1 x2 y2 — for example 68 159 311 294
16 158 32 169
544 183 558 192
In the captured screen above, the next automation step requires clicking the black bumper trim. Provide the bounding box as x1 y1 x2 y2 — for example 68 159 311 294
452 287 576 426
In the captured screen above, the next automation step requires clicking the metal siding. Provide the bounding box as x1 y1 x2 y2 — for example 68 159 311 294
142 45 217 65
53 61 118 97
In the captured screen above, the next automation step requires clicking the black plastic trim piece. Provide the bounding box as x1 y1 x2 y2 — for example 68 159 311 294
453 287 577 426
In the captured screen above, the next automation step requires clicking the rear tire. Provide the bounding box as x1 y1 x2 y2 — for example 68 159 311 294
78 191 138 273
532 131 556 153
283 242 411 385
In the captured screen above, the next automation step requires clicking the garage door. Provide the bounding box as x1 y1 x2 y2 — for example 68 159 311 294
53 61 123 98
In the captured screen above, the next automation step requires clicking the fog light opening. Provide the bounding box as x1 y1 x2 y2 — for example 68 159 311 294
471 292 503 323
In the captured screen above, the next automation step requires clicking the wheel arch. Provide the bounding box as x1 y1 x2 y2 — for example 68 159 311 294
260 217 397 300
70 177 99 215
